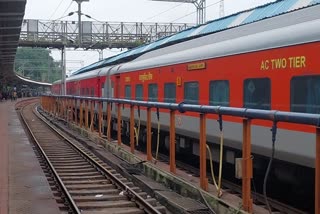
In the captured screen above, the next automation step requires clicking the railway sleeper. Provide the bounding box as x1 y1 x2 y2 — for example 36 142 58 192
63 179 110 185
76 200 137 209
58 171 102 176
69 189 121 196
73 195 128 202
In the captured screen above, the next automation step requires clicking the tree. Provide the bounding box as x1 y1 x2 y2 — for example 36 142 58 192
15 47 62 83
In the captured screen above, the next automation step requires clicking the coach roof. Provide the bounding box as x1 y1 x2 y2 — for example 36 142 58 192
72 0 320 76
116 5 320 73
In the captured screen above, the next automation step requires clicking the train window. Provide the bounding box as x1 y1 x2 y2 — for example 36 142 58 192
148 84 158 102
86 88 89 96
184 81 199 104
243 78 271 110
209 80 229 106
164 83 176 103
125 85 131 99
135 84 143 100
91 87 95 96
291 76 320 114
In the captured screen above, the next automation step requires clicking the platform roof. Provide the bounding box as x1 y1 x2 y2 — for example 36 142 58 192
15 73 52 86
0 0 26 83
72 0 320 76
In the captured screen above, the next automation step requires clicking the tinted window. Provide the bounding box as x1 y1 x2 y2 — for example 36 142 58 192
148 84 158 102
209 80 229 106
291 76 320 114
184 82 199 104
135 84 143 100
164 83 176 103
86 88 89 96
244 78 270 110
91 87 95 96
125 85 131 99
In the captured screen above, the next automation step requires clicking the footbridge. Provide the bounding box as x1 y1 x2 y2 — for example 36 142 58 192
19 19 194 49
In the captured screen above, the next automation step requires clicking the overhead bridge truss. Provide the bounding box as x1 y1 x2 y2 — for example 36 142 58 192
19 19 194 49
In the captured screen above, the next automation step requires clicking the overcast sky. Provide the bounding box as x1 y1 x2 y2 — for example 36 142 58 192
24 0 274 74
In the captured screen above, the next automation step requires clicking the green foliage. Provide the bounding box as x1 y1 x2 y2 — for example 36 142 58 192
15 47 61 83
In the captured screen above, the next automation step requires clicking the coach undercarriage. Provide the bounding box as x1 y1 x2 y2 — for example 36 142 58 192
78 109 314 213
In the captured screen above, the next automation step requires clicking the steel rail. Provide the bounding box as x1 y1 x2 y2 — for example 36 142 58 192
156 153 306 214
19 103 81 214
34 106 163 214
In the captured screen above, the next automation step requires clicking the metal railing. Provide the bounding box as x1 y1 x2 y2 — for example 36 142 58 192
41 95 320 214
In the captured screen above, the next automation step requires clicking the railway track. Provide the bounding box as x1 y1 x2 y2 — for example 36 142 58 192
155 153 306 214
19 101 168 214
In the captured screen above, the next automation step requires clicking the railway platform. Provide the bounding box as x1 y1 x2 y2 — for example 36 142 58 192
0 99 61 214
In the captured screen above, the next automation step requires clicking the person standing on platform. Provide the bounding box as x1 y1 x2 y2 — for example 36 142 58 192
13 91 17 101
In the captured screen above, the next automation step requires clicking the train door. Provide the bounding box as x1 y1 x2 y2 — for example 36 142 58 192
77 81 80 95
97 77 101 97
115 75 121 98
111 75 121 116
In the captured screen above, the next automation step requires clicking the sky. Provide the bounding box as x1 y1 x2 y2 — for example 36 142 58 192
24 0 275 74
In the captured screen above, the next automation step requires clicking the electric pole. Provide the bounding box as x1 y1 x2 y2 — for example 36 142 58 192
73 0 89 47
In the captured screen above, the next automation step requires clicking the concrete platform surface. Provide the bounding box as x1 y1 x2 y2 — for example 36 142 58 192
0 99 61 214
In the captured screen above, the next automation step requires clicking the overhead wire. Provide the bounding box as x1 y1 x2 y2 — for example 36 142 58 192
49 0 65 20
142 3 185 22
170 0 222 23
43 1 75 34
60 1 74 19
83 15 104 24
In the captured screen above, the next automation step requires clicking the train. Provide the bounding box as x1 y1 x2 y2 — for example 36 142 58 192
52 1 320 211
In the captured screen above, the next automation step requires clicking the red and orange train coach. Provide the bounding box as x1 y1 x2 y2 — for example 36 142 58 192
53 2 320 212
